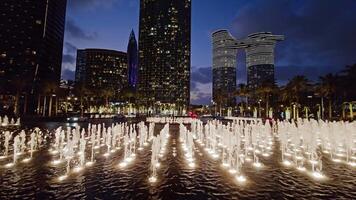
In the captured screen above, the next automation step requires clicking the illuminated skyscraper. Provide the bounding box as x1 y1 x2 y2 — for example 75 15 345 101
240 32 284 89
212 31 284 106
0 0 67 114
127 30 138 89
75 49 128 96
138 0 191 112
212 30 237 107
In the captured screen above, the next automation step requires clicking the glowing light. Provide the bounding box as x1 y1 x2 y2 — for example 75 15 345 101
229 169 237 174
262 153 270 157
22 158 31 163
309 160 318 165
103 153 110 157
5 163 14 168
295 156 303 160
297 166 306 171
119 161 128 168
52 160 62 165
236 175 247 183
348 162 356 167
85 162 94 166
312 172 325 180
58 175 68 181
253 162 262 168
221 163 229 168
332 159 342 163
50 150 59 155
155 162 161 168
149 176 157 183
73 167 83 173
188 162 195 168
138 147 144 151
283 160 292 166
0 156 7 160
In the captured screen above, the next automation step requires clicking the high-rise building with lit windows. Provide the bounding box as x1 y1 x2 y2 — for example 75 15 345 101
0 0 67 114
0 0 67 92
75 49 128 96
212 31 284 106
212 30 237 107
138 0 191 112
243 32 284 89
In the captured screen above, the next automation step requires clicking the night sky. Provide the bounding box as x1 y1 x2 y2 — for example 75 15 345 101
61 0 356 105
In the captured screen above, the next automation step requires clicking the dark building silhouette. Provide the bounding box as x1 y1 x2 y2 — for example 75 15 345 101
127 30 138 89
75 49 128 97
0 0 67 114
138 0 191 113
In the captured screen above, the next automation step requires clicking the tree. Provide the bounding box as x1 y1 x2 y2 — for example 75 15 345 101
74 83 90 117
256 81 278 117
318 73 338 119
234 84 250 116
282 75 310 105
214 89 226 116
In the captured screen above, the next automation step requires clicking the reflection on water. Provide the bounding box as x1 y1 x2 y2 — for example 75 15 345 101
0 122 355 199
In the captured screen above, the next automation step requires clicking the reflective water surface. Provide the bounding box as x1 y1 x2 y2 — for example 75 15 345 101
0 122 355 200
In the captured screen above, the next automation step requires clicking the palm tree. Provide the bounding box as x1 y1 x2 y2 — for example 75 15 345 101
318 73 338 119
214 89 226 116
256 81 278 117
341 64 356 101
280 76 310 119
74 83 90 117
101 88 115 107
234 84 250 116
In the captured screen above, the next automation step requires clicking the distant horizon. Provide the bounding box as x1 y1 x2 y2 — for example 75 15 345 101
61 0 356 105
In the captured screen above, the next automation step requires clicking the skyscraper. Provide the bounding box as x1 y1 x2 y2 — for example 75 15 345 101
0 0 67 114
212 30 238 107
242 32 284 89
75 49 128 97
138 0 191 113
127 30 138 89
211 31 284 106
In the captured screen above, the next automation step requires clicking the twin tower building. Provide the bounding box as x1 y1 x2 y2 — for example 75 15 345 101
212 30 284 106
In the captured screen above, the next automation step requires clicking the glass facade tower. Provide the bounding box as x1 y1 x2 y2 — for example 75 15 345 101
138 0 191 112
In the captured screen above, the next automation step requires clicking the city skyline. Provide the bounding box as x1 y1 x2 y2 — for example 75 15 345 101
61 0 356 104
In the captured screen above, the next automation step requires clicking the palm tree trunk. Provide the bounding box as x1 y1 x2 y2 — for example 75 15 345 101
80 96 84 117
55 97 58 116
14 91 20 115
328 99 332 119
48 96 52 117
265 94 269 118
23 93 27 115
37 95 41 115
43 96 47 117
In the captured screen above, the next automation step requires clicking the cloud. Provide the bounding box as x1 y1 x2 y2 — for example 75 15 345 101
230 0 356 74
62 54 76 64
191 66 211 84
68 0 122 10
62 69 75 81
64 42 77 54
190 81 212 105
65 19 98 40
